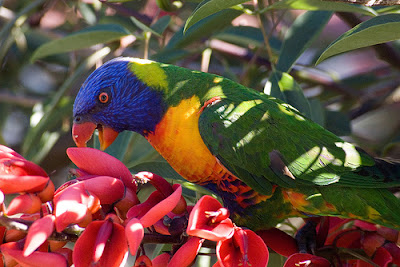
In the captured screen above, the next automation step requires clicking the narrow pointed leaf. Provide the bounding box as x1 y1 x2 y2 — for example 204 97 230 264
317 14 400 64
31 24 129 62
166 9 242 49
266 0 377 17
276 11 332 72
184 0 247 32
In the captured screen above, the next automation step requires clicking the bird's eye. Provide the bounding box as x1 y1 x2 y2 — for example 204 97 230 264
99 92 109 103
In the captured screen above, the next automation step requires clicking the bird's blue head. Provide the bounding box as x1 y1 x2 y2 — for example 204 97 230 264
72 58 166 149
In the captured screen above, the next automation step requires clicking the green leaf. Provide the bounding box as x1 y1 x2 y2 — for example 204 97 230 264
184 0 247 32
316 14 400 64
151 48 192 63
166 9 242 49
130 16 161 37
276 11 332 72
151 15 171 35
265 71 312 118
265 0 377 17
31 24 129 62
214 26 282 51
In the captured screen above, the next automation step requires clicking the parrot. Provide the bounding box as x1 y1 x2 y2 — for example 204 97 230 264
72 57 400 231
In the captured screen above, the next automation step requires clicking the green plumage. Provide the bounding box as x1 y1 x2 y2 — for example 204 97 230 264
158 60 400 229
73 58 400 230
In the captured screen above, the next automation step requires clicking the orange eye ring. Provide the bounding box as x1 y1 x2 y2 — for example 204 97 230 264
99 92 109 103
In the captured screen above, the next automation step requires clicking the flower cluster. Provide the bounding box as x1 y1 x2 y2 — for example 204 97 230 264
1 144 400 267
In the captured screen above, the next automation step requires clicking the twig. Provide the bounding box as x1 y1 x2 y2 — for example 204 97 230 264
0 91 42 107
324 0 400 6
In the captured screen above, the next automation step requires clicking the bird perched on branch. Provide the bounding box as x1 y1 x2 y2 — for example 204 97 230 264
72 57 400 231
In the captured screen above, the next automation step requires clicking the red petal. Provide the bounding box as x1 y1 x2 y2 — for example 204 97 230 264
135 172 173 197
115 187 140 219
140 185 182 228
93 219 113 263
82 176 125 204
55 203 90 232
283 253 330 267
217 228 268 267
327 229 362 248
1 241 68 267
245 229 269 267
54 182 94 232
24 215 55 256
383 243 400 265
152 252 171 267
73 221 128 267
67 147 136 191
362 232 385 256
187 195 234 242
135 255 153 266
373 247 392 267
0 158 47 177
37 180 55 203
354 220 377 231
127 190 164 219
125 218 144 256
0 175 49 194
376 226 398 243
0 145 24 159
7 194 42 215
168 237 203 267
256 228 298 257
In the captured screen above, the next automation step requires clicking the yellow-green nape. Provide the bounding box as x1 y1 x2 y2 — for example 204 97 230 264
128 58 168 92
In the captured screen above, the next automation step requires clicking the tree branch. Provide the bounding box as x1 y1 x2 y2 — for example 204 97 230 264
324 0 400 6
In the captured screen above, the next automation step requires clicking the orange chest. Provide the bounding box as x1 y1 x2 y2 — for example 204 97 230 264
145 96 225 184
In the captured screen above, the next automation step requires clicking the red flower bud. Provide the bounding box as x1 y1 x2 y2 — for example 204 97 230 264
67 147 136 191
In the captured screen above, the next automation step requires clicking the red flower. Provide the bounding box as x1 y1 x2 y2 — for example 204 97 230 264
1 240 68 267
0 145 49 194
67 147 136 191
152 252 171 267
168 236 204 267
23 214 55 256
216 226 269 267
73 219 128 267
187 195 234 241
125 218 144 256
7 193 42 215
53 181 100 232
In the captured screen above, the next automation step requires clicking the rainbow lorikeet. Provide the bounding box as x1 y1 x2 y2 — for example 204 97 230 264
72 57 400 231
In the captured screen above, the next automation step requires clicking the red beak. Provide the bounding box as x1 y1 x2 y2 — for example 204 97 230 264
72 122 119 151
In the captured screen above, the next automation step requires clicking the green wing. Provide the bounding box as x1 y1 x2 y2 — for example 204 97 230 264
198 91 400 196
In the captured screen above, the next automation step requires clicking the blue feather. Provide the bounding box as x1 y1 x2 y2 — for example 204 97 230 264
73 58 166 134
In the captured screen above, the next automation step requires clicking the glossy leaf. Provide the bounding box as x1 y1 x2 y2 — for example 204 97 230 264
31 24 129 61
317 14 400 64
166 9 242 49
214 26 282 51
151 15 171 35
184 0 247 32
266 0 377 17
276 11 332 73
